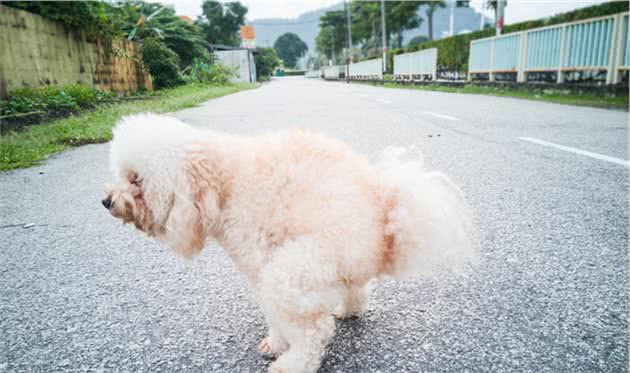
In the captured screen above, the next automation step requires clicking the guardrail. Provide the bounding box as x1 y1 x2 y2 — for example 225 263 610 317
468 11 629 84
305 70 321 79
348 59 383 80
323 65 341 80
393 48 438 81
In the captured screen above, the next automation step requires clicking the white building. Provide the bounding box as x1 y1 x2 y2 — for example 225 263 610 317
210 45 257 83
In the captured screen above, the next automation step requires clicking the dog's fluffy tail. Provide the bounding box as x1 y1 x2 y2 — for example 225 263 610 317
377 147 476 279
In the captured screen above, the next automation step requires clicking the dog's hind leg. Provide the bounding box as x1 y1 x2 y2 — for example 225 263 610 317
333 283 370 320
258 238 341 373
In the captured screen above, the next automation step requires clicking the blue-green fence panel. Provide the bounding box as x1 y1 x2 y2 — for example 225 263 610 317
564 18 613 68
469 39 493 72
526 27 562 70
348 58 382 79
394 48 438 78
493 34 521 71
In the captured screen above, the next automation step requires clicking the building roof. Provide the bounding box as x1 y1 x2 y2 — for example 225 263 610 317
178 15 193 24
206 43 260 55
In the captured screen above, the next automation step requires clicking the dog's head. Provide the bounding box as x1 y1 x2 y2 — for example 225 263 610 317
103 114 222 257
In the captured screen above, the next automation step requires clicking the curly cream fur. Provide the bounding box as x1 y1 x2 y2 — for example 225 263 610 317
104 113 474 373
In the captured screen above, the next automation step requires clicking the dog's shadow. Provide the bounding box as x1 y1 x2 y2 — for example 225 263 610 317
316 307 431 372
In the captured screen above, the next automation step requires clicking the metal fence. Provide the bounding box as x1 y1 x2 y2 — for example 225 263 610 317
393 48 438 80
469 11 629 84
348 58 383 80
323 65 341 80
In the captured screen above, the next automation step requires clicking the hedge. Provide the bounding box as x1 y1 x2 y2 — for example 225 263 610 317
385 1 629 74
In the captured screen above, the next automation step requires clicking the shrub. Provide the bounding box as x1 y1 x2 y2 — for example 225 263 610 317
184 59 238 85
141 38 184 89
284 70 306 76
255 47 281 82
0 85 116 116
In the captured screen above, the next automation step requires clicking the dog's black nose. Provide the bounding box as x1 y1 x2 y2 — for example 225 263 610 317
102 198 112 210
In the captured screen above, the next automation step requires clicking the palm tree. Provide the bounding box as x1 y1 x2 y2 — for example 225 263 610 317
423 1 446 41
486 0 508 28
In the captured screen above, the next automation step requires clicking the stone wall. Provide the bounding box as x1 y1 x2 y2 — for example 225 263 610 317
0 5 152 98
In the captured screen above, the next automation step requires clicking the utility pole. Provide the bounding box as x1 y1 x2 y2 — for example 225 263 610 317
380 0 387 73
479 0 485 30
344 0 353 82
331 31 336 66
496 0 505 36
449 2 454 37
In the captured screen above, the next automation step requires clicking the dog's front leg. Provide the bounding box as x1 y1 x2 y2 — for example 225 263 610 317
258 325 289 357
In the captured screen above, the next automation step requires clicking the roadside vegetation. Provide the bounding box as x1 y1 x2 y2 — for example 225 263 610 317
0 83 255 171
373 81 629 110
310 1 628 75
0 0 266 171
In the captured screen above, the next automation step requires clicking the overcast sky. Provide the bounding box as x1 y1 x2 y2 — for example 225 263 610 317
161 0 613 24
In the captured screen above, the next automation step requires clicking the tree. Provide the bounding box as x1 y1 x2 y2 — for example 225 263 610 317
407 35 429 48
350 1 380 49
255 47 281 81
387 1 424 48
423 1 446 41
110 1 207 68
486 0 508 28
315 11 347 63
196 1 247 46
349 1 424 52
274 33 308 68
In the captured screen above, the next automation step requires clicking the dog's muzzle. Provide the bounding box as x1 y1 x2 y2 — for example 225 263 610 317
102 197 113 210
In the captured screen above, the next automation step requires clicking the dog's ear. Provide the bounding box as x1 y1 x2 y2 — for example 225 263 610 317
127 171 140 185
161 155 221 257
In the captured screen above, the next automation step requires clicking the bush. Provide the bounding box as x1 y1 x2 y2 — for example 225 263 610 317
141 38 184 89
3 1 119 41
284 70 306 76
184 60 238 85
0 85 116 116
255 47 281 81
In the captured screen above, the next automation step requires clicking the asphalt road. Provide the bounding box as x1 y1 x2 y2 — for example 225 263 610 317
1 77 628 372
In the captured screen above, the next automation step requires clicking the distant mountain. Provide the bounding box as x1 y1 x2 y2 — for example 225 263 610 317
251 3 343 51
251 2 491 52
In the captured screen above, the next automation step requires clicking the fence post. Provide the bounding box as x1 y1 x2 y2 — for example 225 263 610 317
467 42 473 82
432 49 438 81
489 38 496 82
612 14 626 84
517 31 528 82
606 14 620 84
557 25 567 83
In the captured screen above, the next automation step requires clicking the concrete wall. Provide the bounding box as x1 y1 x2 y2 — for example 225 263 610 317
213 50 257 83
0 5 152 98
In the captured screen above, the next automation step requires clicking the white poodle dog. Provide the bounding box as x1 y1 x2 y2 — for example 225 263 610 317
103 113 474 373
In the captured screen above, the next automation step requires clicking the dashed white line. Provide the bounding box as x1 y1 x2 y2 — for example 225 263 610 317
376 98 392 104
519 137 630 168
422 111 460 121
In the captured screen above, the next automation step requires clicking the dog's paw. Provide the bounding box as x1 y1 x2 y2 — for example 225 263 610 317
332 305 363 320
259 336 288 357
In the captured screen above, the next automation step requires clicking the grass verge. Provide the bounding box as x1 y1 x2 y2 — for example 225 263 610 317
374 82 629 110
0 83 256 171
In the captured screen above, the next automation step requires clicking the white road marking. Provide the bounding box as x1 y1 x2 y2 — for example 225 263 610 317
376 98 392 104
422 111 460 121
519 137 630 168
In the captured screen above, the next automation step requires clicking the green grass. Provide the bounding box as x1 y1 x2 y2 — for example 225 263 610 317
376 82 629 110
0 83 256 171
